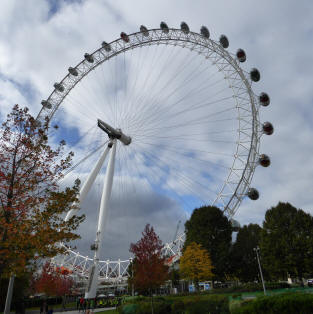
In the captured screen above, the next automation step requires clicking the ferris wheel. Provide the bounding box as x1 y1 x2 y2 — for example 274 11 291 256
38 22 273 297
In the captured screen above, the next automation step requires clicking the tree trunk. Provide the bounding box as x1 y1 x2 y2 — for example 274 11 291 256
150 289 154 314
195 279 200 292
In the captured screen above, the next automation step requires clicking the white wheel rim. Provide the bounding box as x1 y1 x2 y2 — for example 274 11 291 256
42 28 261 280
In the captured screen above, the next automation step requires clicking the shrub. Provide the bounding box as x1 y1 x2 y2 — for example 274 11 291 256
136 301 171 314
185 295 229 314
212 282 290 294
171 300 185 313
118 303 138 314
119 300 171 314
119 294 230 313
232 293 313 314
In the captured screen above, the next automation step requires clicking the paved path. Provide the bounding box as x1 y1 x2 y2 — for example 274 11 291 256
54 308 116 314
26 308 116 314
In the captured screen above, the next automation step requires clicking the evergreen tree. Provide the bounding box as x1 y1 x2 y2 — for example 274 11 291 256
230 223 262 282
184 205 232 280
260 202 313 280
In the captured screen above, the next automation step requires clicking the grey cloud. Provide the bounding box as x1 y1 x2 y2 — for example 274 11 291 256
1 0 313 258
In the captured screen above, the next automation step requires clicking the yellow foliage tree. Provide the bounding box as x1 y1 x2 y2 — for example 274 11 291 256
180 242 213 290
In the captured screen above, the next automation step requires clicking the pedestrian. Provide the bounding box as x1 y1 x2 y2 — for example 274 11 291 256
90 298 95 313
40 301 48 314
79 297 85 312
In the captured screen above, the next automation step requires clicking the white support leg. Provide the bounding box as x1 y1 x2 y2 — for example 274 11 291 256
85 139 117 299
64 145 110 222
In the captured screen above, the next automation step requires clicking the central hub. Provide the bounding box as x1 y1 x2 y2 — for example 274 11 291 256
97 119 131 145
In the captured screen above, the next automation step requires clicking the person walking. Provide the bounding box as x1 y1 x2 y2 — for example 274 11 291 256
40 301 48 314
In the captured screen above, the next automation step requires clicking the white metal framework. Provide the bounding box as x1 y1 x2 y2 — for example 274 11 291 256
51 232 186 282
40 24 271 294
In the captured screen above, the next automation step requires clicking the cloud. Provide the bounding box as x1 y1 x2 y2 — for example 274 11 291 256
62 174 187 260
1 0 313 261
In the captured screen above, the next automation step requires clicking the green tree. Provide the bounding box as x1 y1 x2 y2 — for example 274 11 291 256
169 266 180 289
180 242 213 290
0 105 84 278
230 223 262 282
184 205 232 280
260 202 313 280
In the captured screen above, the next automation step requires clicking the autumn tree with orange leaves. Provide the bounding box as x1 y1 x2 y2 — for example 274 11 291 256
32 262 74 297
0 105 84 278
180 242 213 291
130 224 169 295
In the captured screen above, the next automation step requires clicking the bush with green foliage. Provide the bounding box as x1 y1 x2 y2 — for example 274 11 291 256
183 295 229 314
232 293 313 314
171 300 185 313
118 303 138 314
211 282 290 294
119 294 229 314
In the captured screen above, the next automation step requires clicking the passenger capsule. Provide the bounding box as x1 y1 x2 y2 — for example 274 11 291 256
262 122 274 135
236 49 246 62
180 22 189 34
41 100 52 109
102 41 111 52
259 154 271 167
200 26 210 38
250 68 261 82
247 188 259 200
219 35 229 48
140 25 149 36
259 92 270 107
68 67 78 76
54 83 64 92
84 53 94 63
160 21 169 33
120 32 130 43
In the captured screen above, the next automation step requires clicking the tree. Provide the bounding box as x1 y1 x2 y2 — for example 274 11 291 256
0 105 84 278
230 224 262 282
169 266 180 289
184 206 232 280
129 224 169 295
180 242 213 290
260 202 313 280
0 272 32 310
32 262 73 297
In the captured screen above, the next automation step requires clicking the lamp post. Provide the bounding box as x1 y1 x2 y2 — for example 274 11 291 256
254 246 266 295
130 258 134 297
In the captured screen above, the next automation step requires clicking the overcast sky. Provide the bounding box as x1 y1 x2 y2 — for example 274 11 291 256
1 0 313 260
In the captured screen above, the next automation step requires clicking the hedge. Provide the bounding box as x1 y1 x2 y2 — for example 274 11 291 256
118 294 229 314
232 293 313 314
212 282 290 294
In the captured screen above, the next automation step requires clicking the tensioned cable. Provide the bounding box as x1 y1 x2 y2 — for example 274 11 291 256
136 146 214 203
131 141 230 190
130 46 224 128
62 141 108 179
133 46 197 121
127 145 201 212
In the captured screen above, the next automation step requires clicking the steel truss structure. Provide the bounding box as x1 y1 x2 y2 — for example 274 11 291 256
51 232 186 282
39 24 272 290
